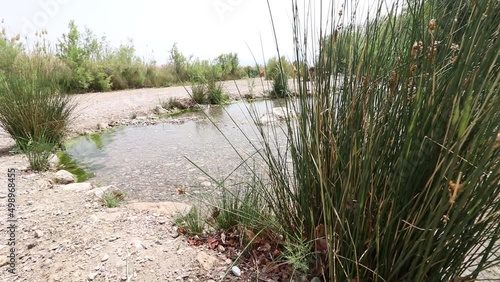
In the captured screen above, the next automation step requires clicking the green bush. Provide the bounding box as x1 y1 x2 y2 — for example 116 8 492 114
270 64 290 98
190 81 207 104
207 80 227 104
266 56 293 80
0 55 76 152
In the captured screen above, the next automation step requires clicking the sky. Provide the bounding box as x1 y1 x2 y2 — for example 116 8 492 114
1 0 394 66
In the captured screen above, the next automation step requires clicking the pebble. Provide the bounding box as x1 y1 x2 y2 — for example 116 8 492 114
88 272 98 280
200 181 212 187
34 230 44 238
27 242 37 249
231 266 241 277
101 254 110 262
0 257 9 267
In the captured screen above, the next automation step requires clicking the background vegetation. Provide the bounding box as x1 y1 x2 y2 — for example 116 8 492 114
0 20 275 95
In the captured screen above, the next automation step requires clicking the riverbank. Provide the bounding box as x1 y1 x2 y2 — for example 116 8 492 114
0 79 272 282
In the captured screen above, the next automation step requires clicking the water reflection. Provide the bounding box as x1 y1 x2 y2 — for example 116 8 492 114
66 99 285 202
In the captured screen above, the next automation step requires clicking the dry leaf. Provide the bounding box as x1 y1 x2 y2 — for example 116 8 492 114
257 242 272 252
244 228 256 242
207 237 218 249
177 187 186 195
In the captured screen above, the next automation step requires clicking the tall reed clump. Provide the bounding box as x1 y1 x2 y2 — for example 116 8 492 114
0 55 76 170
253 0 499 280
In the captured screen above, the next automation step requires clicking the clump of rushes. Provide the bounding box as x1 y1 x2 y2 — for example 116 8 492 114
242 0 499 281
0 55 76 170
206 79 227 104
190 80 207 104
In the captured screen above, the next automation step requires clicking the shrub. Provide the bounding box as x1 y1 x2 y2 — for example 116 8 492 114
265 56 293 80
0 55 76 152
169 43 190 82
191 81 207 104
207 80 227 104
270 64 290 98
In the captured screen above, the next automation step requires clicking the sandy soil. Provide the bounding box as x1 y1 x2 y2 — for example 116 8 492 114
0 79 498 281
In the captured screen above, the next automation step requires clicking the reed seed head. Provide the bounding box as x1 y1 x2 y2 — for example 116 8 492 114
428 19 436 32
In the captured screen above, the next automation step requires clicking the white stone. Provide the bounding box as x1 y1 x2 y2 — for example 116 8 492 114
88 272 98 280
34 230 44 238
101 254 109 262
154 105 167 114
200 181 212 187
86 185 114 198
48 154 59 170
61 182 93 192
53 170 76 184
97 123 109 130
231 266 241 277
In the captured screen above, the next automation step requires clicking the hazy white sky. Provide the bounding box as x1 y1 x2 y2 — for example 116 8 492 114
1 0 393 65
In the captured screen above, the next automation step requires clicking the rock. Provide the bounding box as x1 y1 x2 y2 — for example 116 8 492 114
86 185 114 198
259 107 294 125
101 254 109 262
48 154 59 170
132 240 146 250
27 242 37 249
50 244 60 251
34 230 44 239
88 272 98 280
0 256 9 267
200 181 212 187
155 105 167 114
53 170 76 184
97 123 109 130
259 113 279 124
231 266 241 277
61 182 93 192
36 178 53 189
196 251 219 271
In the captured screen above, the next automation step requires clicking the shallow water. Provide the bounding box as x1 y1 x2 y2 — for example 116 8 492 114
66 99 288 202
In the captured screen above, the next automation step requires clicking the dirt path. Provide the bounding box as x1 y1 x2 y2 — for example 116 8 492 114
0 79 267 282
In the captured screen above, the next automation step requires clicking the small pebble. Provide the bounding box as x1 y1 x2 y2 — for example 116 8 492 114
101 254 109 262
231 266 241 277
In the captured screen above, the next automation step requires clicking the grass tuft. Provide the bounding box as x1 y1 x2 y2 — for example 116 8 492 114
175 207 204 236
101 190 126 208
